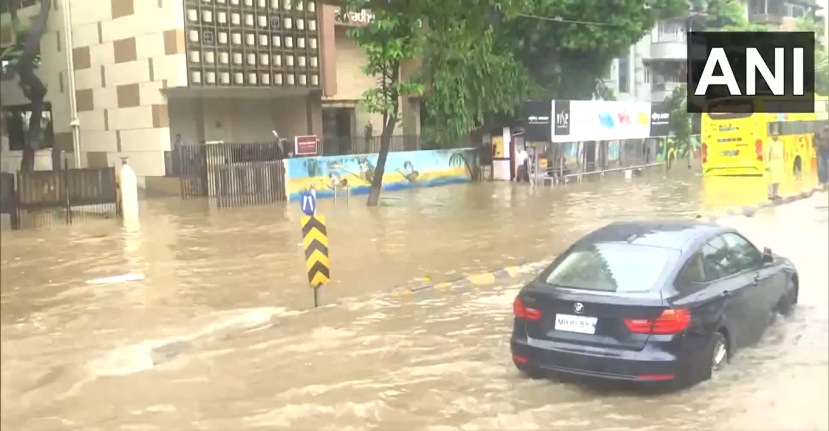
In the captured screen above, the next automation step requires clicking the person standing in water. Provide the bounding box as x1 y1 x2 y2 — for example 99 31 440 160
515 145 530 183
764 132 785 200
815 123 829 185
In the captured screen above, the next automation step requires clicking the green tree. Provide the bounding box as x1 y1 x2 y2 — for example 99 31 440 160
795 15 829 95
701 0 768 30
418 0 530 148
340 3 424 206
0 0 51 172
666 84 691 158
502 0 687 101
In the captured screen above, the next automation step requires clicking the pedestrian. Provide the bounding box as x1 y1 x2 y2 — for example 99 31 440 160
515 145 530 183
764 132 785 200
815 123 829 186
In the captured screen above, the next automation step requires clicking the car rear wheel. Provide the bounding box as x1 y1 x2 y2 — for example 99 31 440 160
709 332 729 376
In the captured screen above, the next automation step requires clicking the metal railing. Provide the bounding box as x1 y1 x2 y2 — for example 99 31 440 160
320 134 422 155
172 142 288 206
530 140 664 186
1 167 118 229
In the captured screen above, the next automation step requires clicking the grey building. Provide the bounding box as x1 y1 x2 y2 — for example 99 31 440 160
602 0 824 103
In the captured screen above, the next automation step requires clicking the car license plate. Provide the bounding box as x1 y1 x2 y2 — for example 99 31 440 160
554 314 598 335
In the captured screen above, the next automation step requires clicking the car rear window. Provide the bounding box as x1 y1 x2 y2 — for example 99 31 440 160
545 243 677 293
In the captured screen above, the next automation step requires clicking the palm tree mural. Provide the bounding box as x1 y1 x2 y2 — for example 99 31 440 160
448 151 480 180
304 158 320 177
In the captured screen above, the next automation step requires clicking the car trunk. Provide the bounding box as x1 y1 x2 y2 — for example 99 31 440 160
519 285 668 351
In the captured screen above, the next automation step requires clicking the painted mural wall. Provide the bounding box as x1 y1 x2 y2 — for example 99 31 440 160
286 148 479 200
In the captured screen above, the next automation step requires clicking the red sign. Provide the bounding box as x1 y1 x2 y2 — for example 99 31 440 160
294 135 319 156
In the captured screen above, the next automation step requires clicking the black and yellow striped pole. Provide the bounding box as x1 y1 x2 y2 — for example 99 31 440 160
299 188 330 307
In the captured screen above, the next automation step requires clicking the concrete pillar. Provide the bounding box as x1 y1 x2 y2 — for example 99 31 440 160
119 157 139 222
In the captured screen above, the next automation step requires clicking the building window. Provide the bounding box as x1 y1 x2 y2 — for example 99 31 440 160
748 0 767 15
644 67 650 84
785 3 805 18
2 103 54 152
184 0 320 88
657 21 685 43
618 50 630 93
203 30 216 46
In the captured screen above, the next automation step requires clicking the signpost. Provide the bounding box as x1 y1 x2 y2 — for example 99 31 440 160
299 188 328 307
300 190 316 216
295 135 319 156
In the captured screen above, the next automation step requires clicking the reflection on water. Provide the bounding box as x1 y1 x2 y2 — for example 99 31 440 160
699 173 816 211
1 170 825 430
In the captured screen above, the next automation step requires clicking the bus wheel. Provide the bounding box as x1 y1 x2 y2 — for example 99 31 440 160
793 157 802 176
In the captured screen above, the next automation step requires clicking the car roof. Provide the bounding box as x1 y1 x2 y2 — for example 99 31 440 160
579 220 730 253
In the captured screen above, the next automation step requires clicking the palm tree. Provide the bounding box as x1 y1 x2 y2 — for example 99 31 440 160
448 151 479 180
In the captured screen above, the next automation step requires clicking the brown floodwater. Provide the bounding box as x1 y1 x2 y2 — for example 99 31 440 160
1 169 826 430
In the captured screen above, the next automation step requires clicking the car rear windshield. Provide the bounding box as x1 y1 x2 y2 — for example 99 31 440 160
545 243 677 293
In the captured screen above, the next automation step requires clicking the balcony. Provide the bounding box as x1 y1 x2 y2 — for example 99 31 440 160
649 41 687 61
647 23 687 62
651 82 681 103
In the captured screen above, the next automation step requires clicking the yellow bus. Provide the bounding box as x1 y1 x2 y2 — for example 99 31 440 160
701 95 829 177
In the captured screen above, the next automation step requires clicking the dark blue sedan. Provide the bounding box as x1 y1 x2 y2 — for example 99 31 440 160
511 220 798 387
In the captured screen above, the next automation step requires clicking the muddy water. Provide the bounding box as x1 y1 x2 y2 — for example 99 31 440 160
1 171 825 430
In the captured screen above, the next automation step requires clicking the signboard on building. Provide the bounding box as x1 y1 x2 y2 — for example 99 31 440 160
295 135 320 156
649 102 672 137
336 8 375 26
550 100 652 143
524 100 552 141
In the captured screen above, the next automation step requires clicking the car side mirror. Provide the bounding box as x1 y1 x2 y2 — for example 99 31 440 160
762 247 774 264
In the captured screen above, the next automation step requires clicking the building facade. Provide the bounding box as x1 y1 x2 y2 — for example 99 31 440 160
0 0 420 179
603 0 824 103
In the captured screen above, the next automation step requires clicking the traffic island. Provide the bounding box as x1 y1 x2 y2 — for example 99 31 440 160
705 183 827 223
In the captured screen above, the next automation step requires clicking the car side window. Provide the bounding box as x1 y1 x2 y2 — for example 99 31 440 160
701 235 737 281
722 233 763 272
675 252 706 295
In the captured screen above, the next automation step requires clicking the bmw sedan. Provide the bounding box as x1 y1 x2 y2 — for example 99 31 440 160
510 220 798 387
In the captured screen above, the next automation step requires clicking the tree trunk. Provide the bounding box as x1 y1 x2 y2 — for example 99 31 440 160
366 115 397 207
12 0 51 172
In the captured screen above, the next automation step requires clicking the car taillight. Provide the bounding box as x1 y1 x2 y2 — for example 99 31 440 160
623 308 691 335
701 143 707 164
755 139 763 161
513 296 542 322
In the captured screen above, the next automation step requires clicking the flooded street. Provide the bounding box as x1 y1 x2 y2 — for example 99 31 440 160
1 170 826 430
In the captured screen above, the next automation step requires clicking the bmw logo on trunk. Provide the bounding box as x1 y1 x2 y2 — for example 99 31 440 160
573 302 584 314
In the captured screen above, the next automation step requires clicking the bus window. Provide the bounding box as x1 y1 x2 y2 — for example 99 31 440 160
768 122 782 135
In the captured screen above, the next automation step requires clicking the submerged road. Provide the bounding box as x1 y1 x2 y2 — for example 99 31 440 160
0 171 826 430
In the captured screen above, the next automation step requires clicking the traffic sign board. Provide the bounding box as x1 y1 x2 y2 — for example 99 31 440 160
301 215 330 288
300 191 316 216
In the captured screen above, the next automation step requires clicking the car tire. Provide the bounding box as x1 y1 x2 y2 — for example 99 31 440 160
703 331 729 381
776 278 798 317
515 363 546 380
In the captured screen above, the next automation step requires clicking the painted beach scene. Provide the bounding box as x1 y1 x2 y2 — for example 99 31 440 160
286 149 479 200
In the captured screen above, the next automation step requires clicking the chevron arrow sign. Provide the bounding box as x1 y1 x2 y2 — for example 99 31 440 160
301 215 330 288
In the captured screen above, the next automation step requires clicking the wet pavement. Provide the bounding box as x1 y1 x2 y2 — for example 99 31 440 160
1 169 826 430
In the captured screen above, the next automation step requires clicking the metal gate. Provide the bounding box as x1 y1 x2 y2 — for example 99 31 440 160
175 142 287 208
1 167 119 230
